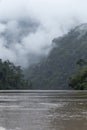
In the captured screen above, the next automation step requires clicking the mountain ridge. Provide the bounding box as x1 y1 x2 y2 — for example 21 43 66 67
26 24 87 89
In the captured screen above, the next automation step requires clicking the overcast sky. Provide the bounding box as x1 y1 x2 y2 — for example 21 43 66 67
0 0 87 67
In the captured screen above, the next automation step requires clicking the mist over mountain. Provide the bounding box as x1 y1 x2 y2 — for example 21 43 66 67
0 18 54 67
0 20 38 45
0 19 41 66
27 24 87 89
0 0 87 68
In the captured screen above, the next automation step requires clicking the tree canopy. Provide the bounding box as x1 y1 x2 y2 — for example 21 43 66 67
0 59 31 89
69 59 87 90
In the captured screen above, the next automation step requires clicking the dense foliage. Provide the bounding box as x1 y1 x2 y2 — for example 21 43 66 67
69 67 87 90
69 59 87 90
0 59 30 89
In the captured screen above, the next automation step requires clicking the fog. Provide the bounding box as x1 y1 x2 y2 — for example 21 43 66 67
0 0 87 67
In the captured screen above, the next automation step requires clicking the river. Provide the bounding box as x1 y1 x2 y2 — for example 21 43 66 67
0 90 87 130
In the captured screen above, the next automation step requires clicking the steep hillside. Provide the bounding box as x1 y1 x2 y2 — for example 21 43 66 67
27 24 87 89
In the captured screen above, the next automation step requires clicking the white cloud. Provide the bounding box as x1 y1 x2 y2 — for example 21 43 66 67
0 0 87 67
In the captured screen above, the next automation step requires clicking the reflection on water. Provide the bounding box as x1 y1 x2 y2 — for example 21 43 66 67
0 91 87 130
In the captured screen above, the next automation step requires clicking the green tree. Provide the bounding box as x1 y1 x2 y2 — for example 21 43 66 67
69 59 87 90
0 59 32 90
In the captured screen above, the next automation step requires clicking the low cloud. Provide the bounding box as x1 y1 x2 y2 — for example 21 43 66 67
0 0 87 67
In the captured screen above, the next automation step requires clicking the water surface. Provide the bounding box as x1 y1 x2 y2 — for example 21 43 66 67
0 90 87 130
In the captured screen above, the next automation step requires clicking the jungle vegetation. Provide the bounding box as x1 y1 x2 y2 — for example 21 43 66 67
69 59 87 90
0 59 31 89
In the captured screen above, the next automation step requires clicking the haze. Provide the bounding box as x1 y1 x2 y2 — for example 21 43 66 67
0 0 87 67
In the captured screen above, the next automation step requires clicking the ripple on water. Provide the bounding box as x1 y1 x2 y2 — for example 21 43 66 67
0 127 5 130
0 127 21 130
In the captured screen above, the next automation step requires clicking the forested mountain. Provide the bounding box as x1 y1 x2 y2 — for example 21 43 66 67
27 24 87 89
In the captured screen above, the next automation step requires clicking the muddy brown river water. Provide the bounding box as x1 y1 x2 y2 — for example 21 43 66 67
0 90 87 130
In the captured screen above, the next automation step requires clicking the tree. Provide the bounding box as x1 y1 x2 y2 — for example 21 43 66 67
76 59 87 67
69 59 87 90
0 59 32 90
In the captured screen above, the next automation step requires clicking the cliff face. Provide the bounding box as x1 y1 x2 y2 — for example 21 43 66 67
27 24 87 89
